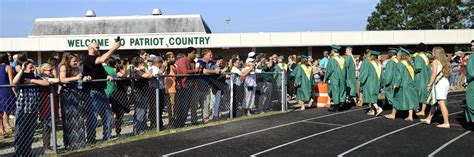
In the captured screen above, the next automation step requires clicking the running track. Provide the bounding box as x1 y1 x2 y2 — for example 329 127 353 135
67 92 473 157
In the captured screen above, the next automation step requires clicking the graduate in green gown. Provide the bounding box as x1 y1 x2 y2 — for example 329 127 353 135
412 43 431 116
465 48 474 125
384 47 419 121
290 55 314 110
274 55 288 89
344 47 357 102
324 45 346 112
356 50 371 106
360 50 383 116
381 48 399 105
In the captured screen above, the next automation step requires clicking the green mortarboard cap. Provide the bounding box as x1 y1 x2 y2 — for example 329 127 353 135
426 51 433 57
388 47 399 53
255 53 267 60
278 56 284 60
331 45 341 52
370 50 381 56
300 55 309 61
346 46 353 51
399 47 411 55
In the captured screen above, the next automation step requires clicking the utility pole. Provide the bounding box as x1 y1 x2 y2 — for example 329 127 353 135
225 16 231 33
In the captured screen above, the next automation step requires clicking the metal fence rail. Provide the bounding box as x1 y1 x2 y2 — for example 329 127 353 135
0 72 287 156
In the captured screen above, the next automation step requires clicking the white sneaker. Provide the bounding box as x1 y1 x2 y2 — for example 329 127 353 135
375 107 383 116
367 110 375 116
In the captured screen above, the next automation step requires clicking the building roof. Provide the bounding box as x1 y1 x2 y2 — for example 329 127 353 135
29 14 211 36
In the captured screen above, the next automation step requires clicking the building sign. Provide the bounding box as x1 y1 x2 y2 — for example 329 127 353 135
67 36 211 48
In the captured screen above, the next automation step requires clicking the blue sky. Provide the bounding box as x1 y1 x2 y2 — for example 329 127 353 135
0 0 379 37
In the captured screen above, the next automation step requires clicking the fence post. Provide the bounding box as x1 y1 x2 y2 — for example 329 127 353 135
230 74 234 119
281 71 285 112
284 71 288 110
155 79 161 132
49 83 58 153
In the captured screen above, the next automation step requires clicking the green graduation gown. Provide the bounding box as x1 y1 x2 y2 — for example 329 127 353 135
324 56 346 104
393 61 419 110
290 64 314 102
344 55 357 97
274 63 287 88
413 53 431 104
381 59 397 105
358 59 369 94
465 54 474 123
359 60 381 104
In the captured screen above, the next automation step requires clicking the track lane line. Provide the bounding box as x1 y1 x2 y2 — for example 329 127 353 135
162 107 368 156
427 131 471 157
337 111 463 157
302 121 344 127
250 117 381 157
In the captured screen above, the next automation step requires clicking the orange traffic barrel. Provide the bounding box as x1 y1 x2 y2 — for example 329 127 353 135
313 82 331 108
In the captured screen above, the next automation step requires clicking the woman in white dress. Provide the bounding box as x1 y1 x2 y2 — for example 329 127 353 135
420 47 451 128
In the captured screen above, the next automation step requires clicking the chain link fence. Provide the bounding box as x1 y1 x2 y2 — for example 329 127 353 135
0 72 286 156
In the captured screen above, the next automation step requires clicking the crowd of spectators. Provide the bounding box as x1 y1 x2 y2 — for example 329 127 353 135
0 40 472 155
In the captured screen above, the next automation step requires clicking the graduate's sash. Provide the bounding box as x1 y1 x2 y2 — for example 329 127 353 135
370 60 382 79
348 55 356 67
400 60 414 80
414 52 429 67
392 57 399 63
334 56 345 70
277 63 288 72
301 64 312 80
426 61 444 104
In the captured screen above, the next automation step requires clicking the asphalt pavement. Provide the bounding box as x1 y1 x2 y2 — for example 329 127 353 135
67 92 473 157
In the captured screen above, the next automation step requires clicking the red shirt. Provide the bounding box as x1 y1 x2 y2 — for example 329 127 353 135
176 57 197 89
459 57 468 74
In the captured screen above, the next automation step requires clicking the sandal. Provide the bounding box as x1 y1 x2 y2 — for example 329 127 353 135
436 124 450 128
0 129 5 139
299 107 306 111
404 117 413 122
384 115 396 120
415 112 425 116
420 119 431 125
4 126 13 134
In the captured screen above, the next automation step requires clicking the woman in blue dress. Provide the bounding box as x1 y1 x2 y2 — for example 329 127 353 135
0 52 15 136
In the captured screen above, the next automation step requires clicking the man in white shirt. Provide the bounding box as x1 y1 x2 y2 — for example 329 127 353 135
242 58 257 115
149 57 167 129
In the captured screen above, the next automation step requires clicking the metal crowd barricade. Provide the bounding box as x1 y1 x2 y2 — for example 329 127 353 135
0 72 287 156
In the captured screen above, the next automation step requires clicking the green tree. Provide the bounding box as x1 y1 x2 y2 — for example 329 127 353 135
366 0 473 30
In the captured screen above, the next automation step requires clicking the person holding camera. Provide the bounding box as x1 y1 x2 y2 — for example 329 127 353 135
210 56 228 121
164 52 177 127
242 57 257 116
149 56 167 129
82 39 120 143
255 54 274 113
130 57 153 134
